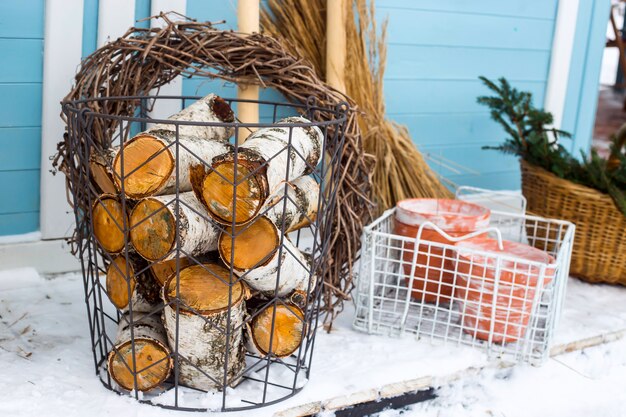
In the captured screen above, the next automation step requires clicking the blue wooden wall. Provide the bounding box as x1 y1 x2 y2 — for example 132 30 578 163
377 0 559 190
0 0 611 236
0 0 45 235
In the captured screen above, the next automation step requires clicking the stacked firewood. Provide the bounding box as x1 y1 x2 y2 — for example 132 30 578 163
92 94 322 392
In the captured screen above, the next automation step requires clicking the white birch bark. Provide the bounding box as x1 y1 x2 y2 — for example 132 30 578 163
162 295 246 390
148 93 235 140
89 147 118 194
238 237 314 297
263 175 320 232
237 116 324 193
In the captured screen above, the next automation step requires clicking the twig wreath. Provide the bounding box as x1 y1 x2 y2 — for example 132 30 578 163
55 13 372 327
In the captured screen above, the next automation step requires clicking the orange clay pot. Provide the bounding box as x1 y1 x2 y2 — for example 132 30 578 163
454 238 555 343
394 199 490 304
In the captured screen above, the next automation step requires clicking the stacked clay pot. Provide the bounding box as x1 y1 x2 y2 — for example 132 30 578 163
454 238 556 343
394 199 491 303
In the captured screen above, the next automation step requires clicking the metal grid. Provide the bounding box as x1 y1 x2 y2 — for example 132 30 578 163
62 96 348 411
353 198 575 365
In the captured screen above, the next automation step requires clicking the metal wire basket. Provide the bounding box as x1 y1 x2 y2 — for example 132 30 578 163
62 95 348 411
353 190 575 365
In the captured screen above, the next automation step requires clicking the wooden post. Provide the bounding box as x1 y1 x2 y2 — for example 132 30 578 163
324 0 347 190
326 0 347 94
237 0 260 140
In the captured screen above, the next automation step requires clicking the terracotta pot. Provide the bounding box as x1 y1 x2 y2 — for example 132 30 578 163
454 238 555 343
394 199 491 303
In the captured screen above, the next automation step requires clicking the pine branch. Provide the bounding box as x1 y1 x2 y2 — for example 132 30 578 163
477 76 626 216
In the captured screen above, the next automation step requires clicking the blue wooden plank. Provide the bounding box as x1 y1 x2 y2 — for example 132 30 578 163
385 45 551 81
0 211 39 235
445 170 521 191
182 79 295 119
0 128 41 171
186 0 237 28
0 84 43 127
0 39 43 83
421 144 519 176
82 0 100 58
135 0 151 29
182 77 238 99
377 0 557 21
383 80 546 115
389 113 507 146
0 170 40 214
379 7 555 50
0 0 45 39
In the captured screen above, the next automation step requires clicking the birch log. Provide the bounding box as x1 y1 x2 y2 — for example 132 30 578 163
162 263 246 390
195 117 324 225
222 225 313 297
248 303 305 358
92 194 129 254
148 253 219 286
107 311 172 392
113 130 233 199
218 176 318 275
129 192 220 262
106 255 137 310
90 148 118 194
95 94 234 196
263 175 320 231
148 94 234 139
149 257 192 286
106 255 162 311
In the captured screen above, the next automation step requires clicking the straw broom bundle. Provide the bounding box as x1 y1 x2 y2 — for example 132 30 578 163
262 0 451 212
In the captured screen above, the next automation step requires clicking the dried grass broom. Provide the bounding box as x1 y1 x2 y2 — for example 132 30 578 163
262 0 452 213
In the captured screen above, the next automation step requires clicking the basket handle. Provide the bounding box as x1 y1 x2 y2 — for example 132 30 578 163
399 221 503 333
607 123 626 172
410 221 504 250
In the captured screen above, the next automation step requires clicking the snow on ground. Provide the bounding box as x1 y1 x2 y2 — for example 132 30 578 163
376 336 626 417
1 267 626 416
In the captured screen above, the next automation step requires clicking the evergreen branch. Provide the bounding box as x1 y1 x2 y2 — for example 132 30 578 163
477 76 626 217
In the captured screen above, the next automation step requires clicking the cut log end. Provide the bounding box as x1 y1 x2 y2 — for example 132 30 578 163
202 161 265 224
90 161 118 194
211 96 235 123
106 256 136 310
149 257 192 286
219 216 279 270
130 198 175 261
164 263 244 313
251 303 305 357
113 135 174 199
108 338 171 392
93 196 127 253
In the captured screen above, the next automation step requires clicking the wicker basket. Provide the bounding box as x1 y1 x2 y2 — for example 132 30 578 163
521 160 626 284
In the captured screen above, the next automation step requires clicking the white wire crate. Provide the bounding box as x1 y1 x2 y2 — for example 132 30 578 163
353 200 575 365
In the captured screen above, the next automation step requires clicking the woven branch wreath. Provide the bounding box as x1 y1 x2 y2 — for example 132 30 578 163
55 13 372 325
